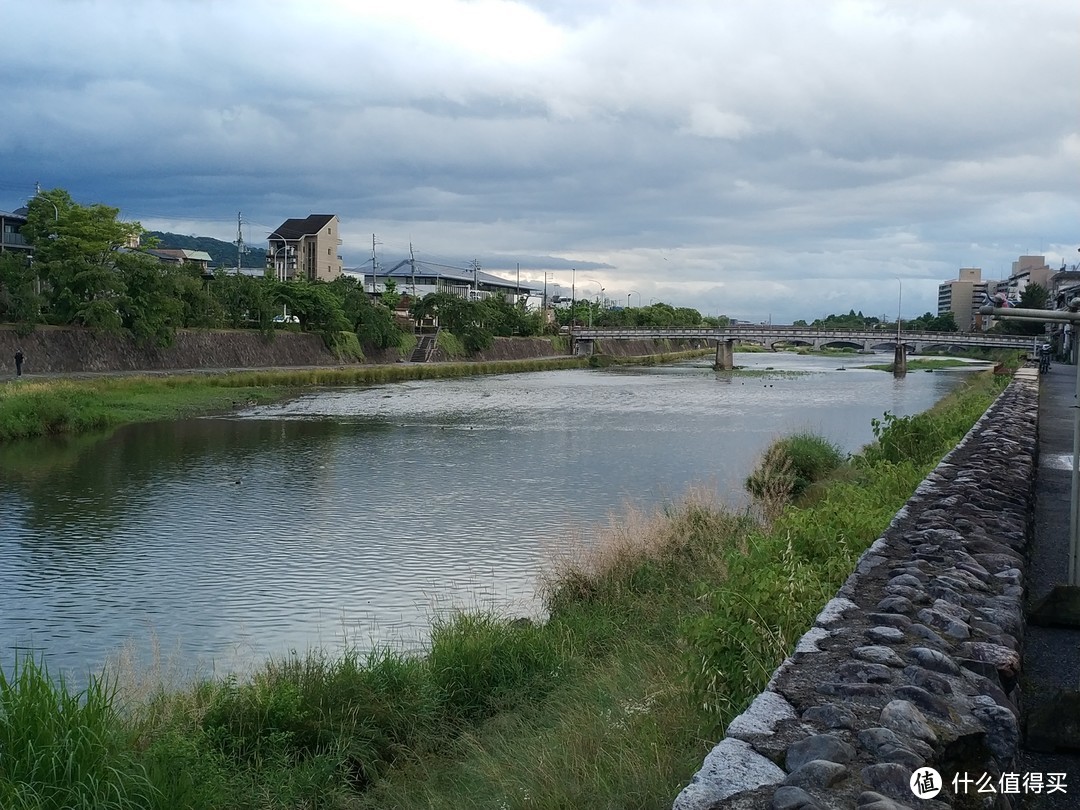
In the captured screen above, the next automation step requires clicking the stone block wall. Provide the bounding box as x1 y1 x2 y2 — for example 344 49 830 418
675 369 1039 810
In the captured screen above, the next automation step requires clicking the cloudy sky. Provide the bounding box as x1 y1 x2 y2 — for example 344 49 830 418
4 0 1078 322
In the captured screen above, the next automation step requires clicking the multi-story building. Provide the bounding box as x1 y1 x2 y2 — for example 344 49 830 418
939 256 1056 333
937 267 991 332
267 215 343 282
0 208 30 257
1003 255 1052 302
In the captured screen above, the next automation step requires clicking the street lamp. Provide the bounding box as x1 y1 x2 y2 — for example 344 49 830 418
33 194 59 297
895 278 902 344
268 232 293 283
584 278 604 328
628 290 640 308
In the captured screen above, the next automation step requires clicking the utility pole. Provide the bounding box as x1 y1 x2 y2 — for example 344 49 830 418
236 212 244 273
471 259 480 298
409 242 417 299
370 234 378 294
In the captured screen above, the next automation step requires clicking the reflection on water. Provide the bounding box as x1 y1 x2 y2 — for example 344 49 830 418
0 354 981 679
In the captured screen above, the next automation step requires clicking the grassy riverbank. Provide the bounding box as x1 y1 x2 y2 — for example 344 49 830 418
0 358 588 443
0 352 718 444
864 358 983 372
0 367 1012 809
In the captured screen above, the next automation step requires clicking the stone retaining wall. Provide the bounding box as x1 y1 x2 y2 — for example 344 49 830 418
0 326 353 373
0 327 712 375
675 369 1039 810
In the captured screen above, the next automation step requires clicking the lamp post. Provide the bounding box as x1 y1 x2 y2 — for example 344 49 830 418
893 278 906 377
268 232 292 283
571 268 576 337
584 278 604 328
895 278 902 344
34 194 59 297
627 290 640 308
268 232 293 321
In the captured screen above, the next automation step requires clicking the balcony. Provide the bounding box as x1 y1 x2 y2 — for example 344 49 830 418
1 232 29 247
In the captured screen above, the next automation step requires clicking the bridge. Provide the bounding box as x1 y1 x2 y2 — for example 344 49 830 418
570 326 1038 368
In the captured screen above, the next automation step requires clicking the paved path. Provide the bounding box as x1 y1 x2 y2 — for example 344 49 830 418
1019 362 1080 808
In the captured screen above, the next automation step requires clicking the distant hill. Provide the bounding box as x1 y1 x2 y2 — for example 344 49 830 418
146 231 267 269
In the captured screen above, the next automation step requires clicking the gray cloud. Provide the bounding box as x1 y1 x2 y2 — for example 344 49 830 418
3 0 1077 323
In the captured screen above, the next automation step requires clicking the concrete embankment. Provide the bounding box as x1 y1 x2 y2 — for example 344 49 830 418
675 369 1039 809
0 326 710 376
0 326 357 374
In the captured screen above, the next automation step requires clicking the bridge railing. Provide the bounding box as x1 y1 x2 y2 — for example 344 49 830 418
569 327 1035 348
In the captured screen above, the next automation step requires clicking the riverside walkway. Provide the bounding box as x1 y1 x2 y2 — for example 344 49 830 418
1019 362 1080 809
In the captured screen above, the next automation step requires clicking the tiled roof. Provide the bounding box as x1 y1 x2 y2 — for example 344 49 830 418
270 214 336 240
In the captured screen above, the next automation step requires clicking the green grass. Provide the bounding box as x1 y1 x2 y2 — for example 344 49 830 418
0 654 155 810
0 358 590 443
0 368 1012 809
864 358 982 372
588 348 713 368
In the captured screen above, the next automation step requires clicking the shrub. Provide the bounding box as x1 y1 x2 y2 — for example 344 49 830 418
745 433 844 507
435 330 465 358
328 330 365 362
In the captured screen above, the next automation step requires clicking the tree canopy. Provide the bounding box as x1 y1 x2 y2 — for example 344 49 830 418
993 283 1051 336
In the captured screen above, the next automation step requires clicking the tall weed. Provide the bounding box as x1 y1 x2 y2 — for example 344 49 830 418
0 654 153 810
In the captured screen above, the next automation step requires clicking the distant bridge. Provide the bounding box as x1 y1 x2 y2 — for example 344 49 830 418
571 325 1037 366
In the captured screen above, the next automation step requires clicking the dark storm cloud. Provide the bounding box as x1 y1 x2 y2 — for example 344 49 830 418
2 0 1077 322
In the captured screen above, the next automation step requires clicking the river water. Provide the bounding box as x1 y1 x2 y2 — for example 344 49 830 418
0 353 982 680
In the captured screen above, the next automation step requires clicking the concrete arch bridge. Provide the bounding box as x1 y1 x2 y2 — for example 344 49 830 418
571 326 1037 368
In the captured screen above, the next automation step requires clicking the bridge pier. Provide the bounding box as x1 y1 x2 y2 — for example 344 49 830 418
714 339 734 370
574 338 594 357
893 343 907 377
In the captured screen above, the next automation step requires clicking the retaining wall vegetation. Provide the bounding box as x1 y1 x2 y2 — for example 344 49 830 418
0 327 711 375
675 369 1039 810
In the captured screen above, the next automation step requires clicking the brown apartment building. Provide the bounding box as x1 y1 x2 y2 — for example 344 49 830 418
267 214 343 282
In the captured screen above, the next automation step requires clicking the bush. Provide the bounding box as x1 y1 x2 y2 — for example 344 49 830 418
744 433 844 507
328 330 365 362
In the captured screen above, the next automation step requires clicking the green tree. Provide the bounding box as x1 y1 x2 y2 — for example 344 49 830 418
210 271 276 331
380 279 400 310
995 283 1050 336
327 275 403 349
412 292 493 352
23 189 141 330
114 251 186 346
906 311 958 332
0 253 42 330
277 279 350 339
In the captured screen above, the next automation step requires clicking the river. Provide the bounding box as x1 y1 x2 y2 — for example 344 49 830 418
0 353 982 680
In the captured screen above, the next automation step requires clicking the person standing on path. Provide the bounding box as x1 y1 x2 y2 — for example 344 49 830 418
14 348 24 377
